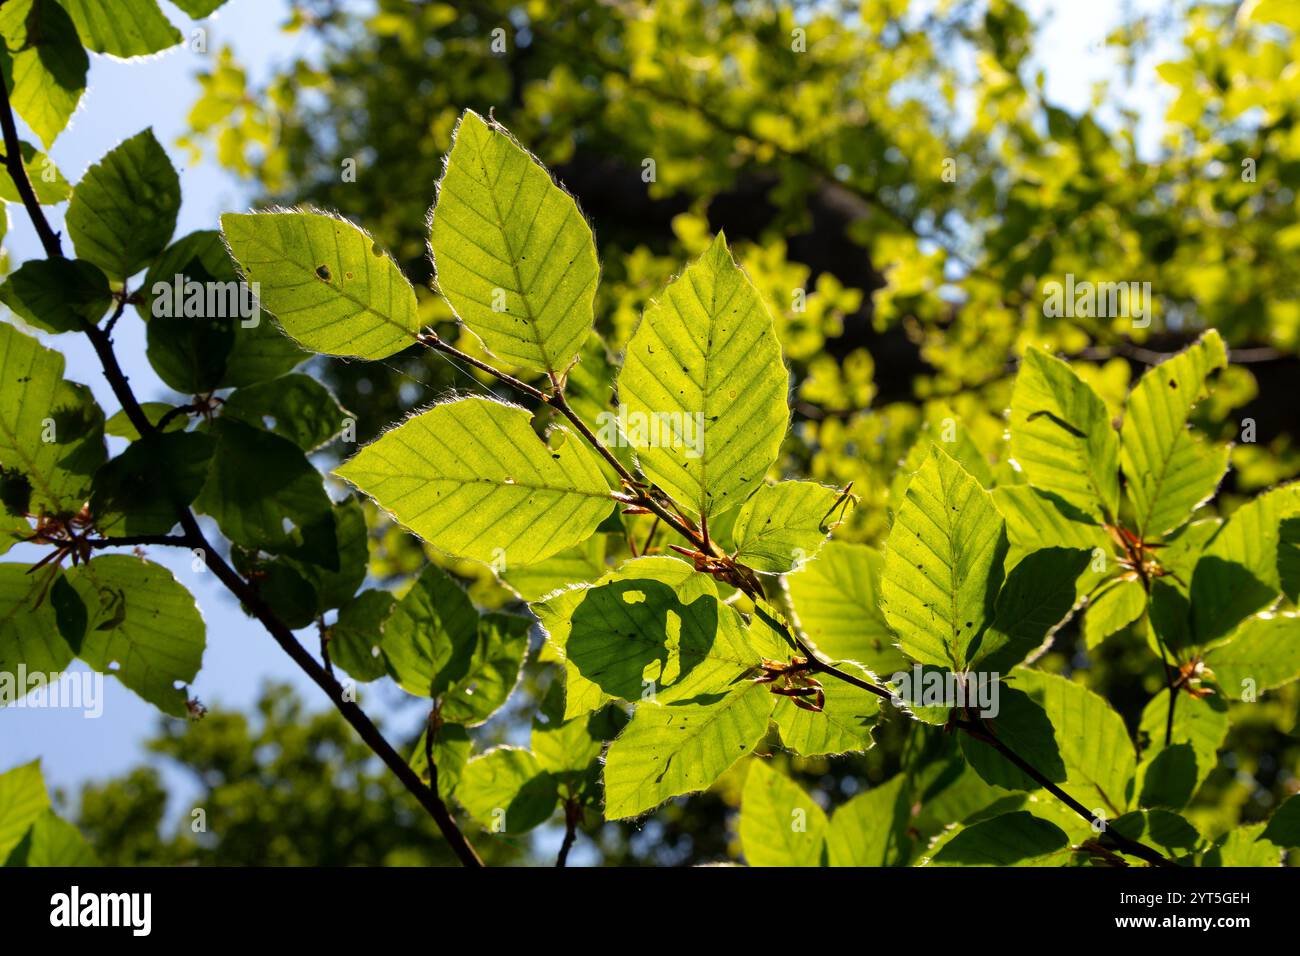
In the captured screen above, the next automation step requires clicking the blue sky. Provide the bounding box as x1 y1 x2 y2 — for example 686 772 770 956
1 0 1177 807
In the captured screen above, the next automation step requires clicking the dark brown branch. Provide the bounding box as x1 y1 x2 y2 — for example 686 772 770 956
156 402 200 432
0 77 62 259
88 534 190 549
0 71 483 868
546 382 636 486
955 718 1175 867
556 797 579 868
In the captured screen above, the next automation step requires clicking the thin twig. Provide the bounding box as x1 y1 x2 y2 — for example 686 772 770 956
556 797 579 867
156 402 200 432
418 330 549 402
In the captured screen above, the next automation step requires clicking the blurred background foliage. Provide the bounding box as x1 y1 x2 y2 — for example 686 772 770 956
74 0 1300 864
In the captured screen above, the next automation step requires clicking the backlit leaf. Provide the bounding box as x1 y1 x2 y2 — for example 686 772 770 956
430 110 598 375
67 130 180 281
882 447 1007 669
1010 347 1120 522
739 761 827 867
336 395 612 567
221 210 421 360
618 233 789 519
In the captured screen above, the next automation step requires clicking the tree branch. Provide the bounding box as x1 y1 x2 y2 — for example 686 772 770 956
0 69 483 868
0 82 62 259
88 534 191 549
954 718 1175 867
556 797 579 867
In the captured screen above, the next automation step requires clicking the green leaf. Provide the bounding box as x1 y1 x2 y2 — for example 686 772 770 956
892 408 995 506
325 590 390 681
1147 518 1223 650
0 761 49 860
603 680 772 820
168 0 228 16
825 773 913 866
0 140 71 204
141 230 305 389
239 555 317 629
772 660 880 756
912 753 1022 837
500 534 607 602
104 403 186 441
1120 331 1228 537
536 555 777 710
62 556 205 716
439 612 530 726
4 810 98 866
194 419 336 561
992 484 1109 572
60 0 181 56
1111 809 1202 857
1204 614 1300 696
67 129 180 280
0 510 28 556
783 541 903 674
1082 576 1147 649
1280 516 1300 602
220 210 421 360
1010 347 1120 522
328 589 394 682
1260 794 1300 849
1137 690 1229 809
336 395 612 567
960 681 1067 791
1204 823 1281 867
972 547 1089 671
882 447 1007 669
0 322 106 516
926 811 1069 866
1012 669 1137 816
0 565 74 691
457 747 558 834
430 110 598 375
0 0 87 149
222 374 351 452
90 431 214 536
618 233 789 519
382 564 479 698
532 709 607 780
561 331 634 475
0 259 112 334
409 722 471 800
739 761 827 867
282 497 369 614
1190 482 1300 645
728 480 847 572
